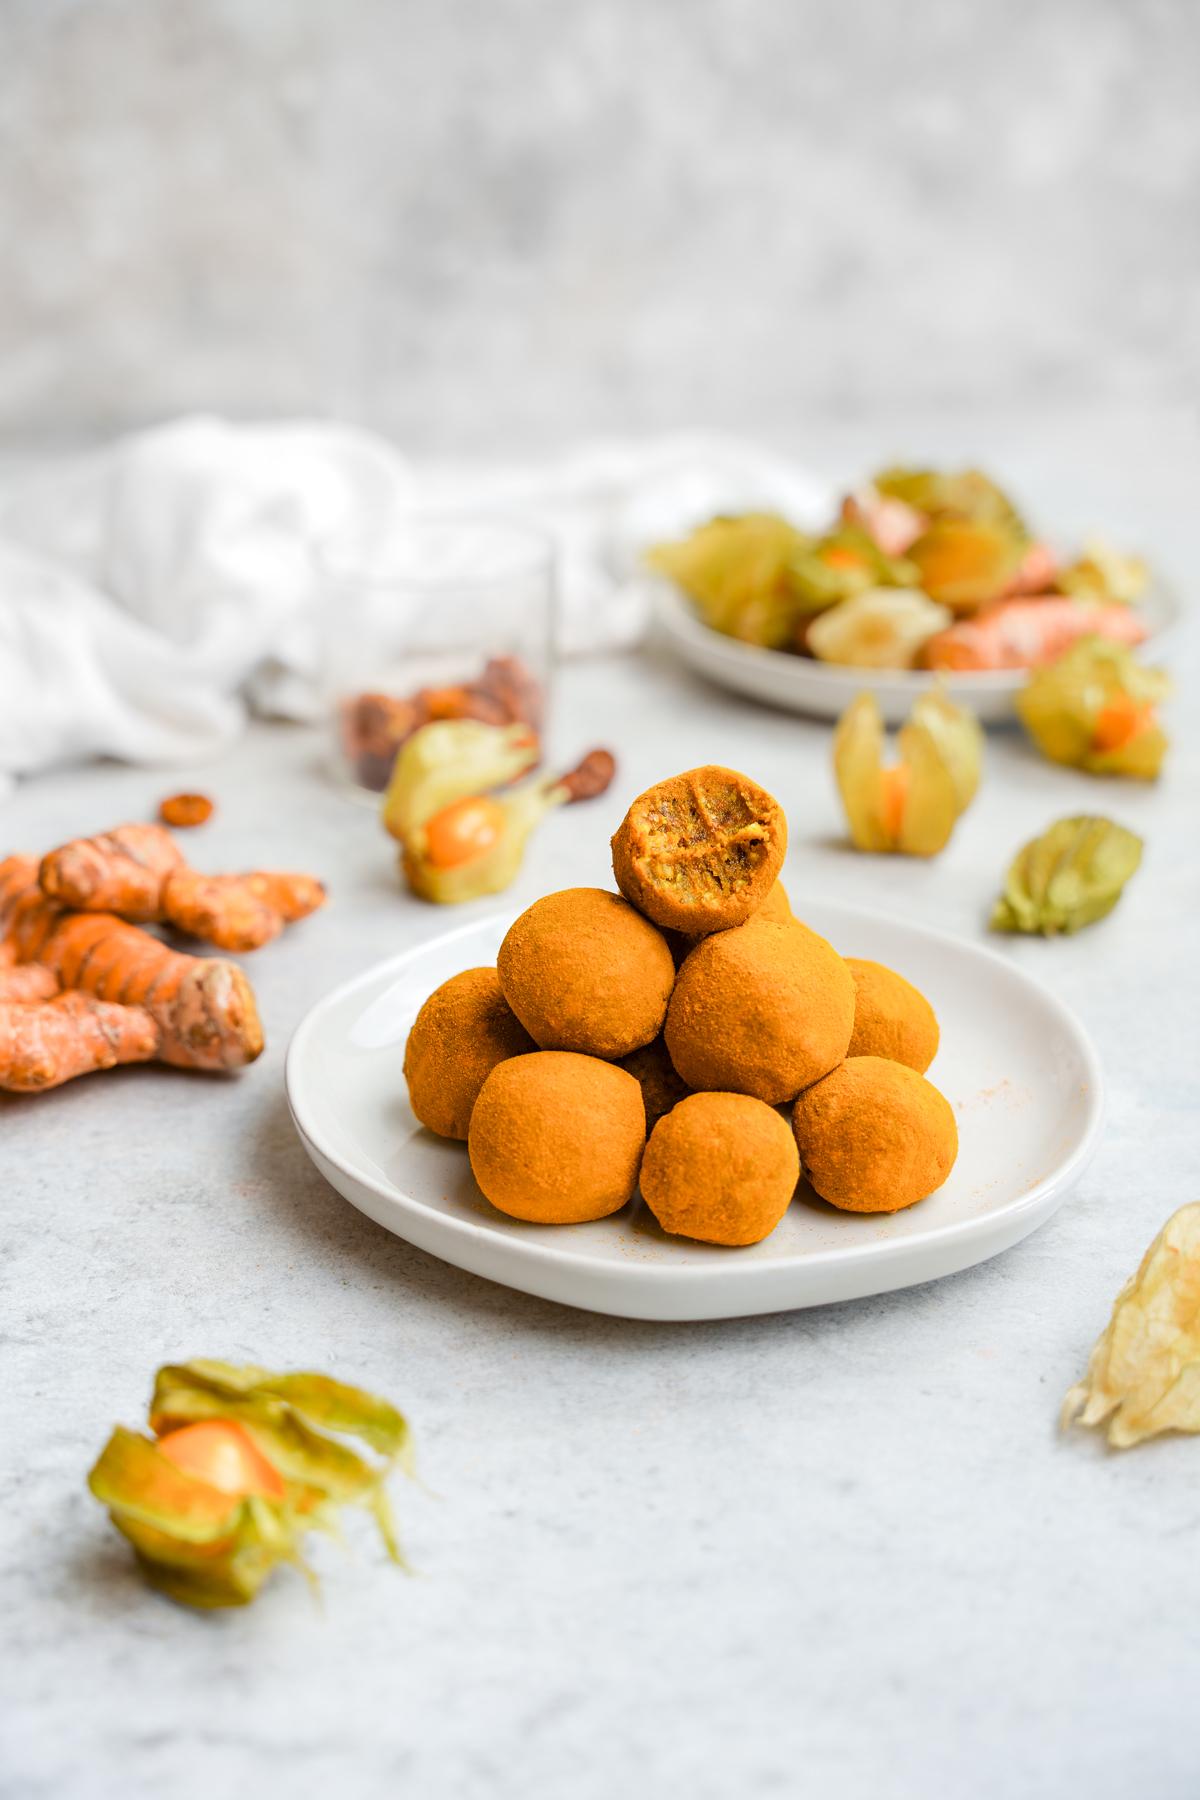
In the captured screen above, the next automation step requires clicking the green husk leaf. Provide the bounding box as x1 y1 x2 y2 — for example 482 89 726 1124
1016 637 1170 779
789 528 918 611
647 513 815 647
991 816 1143 936
88 1426 246 1544
873 465 1026 535
91 1360 413 1608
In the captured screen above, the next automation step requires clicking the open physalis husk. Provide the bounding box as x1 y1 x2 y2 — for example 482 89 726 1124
89 1360 411 1608
382 719 540 842
789 529 918 612
1057 535 1149 607
807 587 952 669
873 466 1026 534
1062 1204 1200 1447
907 519 1026 613
990 815 1142 935
1017 637 1170 779
647 513 814 648
833 689 982 855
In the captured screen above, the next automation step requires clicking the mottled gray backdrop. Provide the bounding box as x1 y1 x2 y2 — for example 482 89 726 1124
1 0 1196 451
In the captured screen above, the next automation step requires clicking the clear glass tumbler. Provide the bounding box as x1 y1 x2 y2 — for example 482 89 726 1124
318 517 556 795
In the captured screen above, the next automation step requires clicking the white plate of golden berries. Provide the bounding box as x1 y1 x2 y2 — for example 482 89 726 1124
287 767 1104 1321
650 466 1182 724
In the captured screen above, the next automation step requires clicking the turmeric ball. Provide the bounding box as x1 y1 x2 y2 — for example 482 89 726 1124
497 887 675 1059
665 917 855 1104
611 766 786 935
846 958 939 1073
619 1034 691 1134
403 966 535 1140
665 879 793 967
468 1051 645 1223
757 879 793 924
791 1055 958 1214
640 1092 800 1246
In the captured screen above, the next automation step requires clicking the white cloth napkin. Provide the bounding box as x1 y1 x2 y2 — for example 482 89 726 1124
0 417 831 791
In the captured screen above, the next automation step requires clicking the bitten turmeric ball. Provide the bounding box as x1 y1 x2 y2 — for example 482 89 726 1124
497 887 674 1059
665 917 855 1104
468 1052 645 1223
846 958 940 1073
403 967 535 1140
791 1055 958 1214
611 766 786 935
619 1034 691 1134
666 879 793 966
641 1092 800 1246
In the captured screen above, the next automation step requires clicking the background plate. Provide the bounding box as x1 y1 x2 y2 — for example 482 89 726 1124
653 576 1183 724
286 902 1104 1321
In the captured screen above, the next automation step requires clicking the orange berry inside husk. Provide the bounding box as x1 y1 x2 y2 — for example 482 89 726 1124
424 796 506 868
156 1420 286 1501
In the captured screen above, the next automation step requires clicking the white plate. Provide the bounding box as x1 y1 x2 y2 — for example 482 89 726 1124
654 577 1184 724
286 903 1104 1322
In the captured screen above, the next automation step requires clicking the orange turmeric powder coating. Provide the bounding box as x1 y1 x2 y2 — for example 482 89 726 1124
468 1051 645 1223
403 966 535 1140
619 1034 692 1134
497 888 675 1059
611 766 786 935
665 917 855 1104
845 958 940 1073
641 1091 800 1246
792 1055 957 1213
756 879 793 924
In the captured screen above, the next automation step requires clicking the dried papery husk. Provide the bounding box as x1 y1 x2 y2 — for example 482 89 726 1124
907 689 984 813
382 720 540 842
908 519 1025 613
647 513 815 648
893 717 960 857
833 690 980 857
789 530 918 612
1057 536 1149 607
89 1360 411 1607
1062 1204 1200 1447
1017 637 1170 780
990 816 1143 936
874 466 1026 535
807 588 952 669
833 694 891 853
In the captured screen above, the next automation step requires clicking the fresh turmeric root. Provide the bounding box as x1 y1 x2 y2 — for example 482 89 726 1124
0 992 159 1092
0 856 264 1089
38 823 325 951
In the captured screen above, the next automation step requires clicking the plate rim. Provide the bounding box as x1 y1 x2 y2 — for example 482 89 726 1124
285 901 1106 1293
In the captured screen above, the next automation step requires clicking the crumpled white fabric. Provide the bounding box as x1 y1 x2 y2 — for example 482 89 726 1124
0 417 830 791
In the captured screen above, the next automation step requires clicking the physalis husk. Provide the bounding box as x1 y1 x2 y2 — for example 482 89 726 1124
88 1360 411 1608
1062 1204 1200 1447
907 519 1025 613
807 587 952 669
990 815 1143 936
1017 637 1170 780
1057 535 1149 607
646 513 815 649
833 689 982 856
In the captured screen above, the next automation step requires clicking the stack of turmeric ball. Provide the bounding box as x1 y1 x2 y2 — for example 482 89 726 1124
403 766 958 1247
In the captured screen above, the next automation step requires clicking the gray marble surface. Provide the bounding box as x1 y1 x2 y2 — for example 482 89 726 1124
2 0 1197 449
2 421 1199 1798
